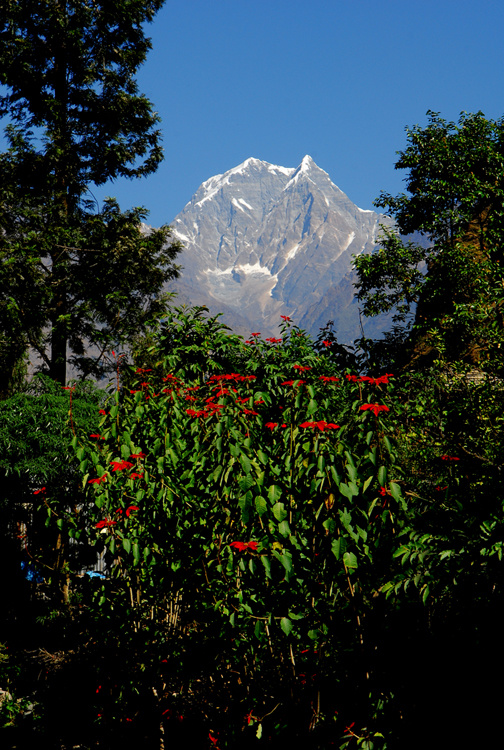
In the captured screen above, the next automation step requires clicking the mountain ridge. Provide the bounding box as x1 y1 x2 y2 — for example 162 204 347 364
166 155 393 341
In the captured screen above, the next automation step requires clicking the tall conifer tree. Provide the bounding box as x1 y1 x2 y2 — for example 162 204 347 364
0 0 180 387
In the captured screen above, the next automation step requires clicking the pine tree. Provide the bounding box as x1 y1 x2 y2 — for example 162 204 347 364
0 0 181 387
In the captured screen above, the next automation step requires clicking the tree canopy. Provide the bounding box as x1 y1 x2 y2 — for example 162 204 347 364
0 0 181 388
355 111 504 370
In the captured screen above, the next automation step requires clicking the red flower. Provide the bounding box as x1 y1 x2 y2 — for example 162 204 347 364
293 364 311 371
323 340 332 347
266 337 282 343
265 422 278 429
126 505 139 517
110 460 134 472
89 434 104 439
319 376 339 383
280 315 291 321
379 486 388 496
441 455 460 461
360 403 390 417
300 421 339 431
88 474 107 485
250 332 261 337
130 472 144 480
359 374 394 385
243 409 259 415
346 374 359 382
230 541 258 552
99 409 107 415
186 408 206 417
230 541 248 552
130 452 146 460
281 379 305 386
95 519 117 529
115 508 123 515
33 487 46 495
135 367 152 374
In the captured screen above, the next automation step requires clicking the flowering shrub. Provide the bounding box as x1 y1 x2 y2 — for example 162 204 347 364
65 311 406 747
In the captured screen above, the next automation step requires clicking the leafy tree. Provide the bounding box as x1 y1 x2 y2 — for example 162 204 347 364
0 375 104 614
0 0 181 387
355 111 504 370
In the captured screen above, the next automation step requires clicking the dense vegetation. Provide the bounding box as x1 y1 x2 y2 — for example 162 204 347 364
1 6 504 747
1 305 503 749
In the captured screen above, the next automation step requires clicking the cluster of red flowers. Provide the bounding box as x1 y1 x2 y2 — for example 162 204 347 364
360 373 393 385
110 460 134 472
346 374 394 385
230 541 259 552
359 404 390 417
441 455 460 461
319 376 339 383
95 519 116 529
300 421 339 431
116 505 139 518
208 373 256 383
89 474 107 486
265 337 282 344
96 506 138 529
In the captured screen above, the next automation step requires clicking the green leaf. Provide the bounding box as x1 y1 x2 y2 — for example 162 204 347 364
343 551 358 569
123 538 131 554
255 496 268 516
238 475 255 492
331 536 347 560
260 555 272 579
339 482 359 499
278 519 290 537
280 616 293 635
240 453 251 475
273 502 287 522
257 449 269 465
268 484 282 504
390 481 407 510
362 475 373 493
323 518 336 534
378 466 387 486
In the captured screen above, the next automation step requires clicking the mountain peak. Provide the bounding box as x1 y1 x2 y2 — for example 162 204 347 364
300 154 315 170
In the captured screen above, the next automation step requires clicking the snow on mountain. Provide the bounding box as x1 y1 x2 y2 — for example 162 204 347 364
167 156 392 342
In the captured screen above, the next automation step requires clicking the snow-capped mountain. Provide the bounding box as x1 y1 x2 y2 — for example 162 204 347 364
167 156 392 342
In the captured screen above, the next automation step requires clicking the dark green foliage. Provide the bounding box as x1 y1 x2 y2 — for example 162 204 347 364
0 0 166 201
0 375 104 616
354 111 504 371
0 0 181 387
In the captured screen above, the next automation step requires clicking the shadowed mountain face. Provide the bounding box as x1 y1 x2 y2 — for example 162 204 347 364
168 156 393 342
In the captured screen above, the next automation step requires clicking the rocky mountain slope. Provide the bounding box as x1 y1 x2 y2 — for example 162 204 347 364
167 155 393 342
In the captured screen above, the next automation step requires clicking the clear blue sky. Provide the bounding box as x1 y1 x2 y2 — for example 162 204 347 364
13 0 504 226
